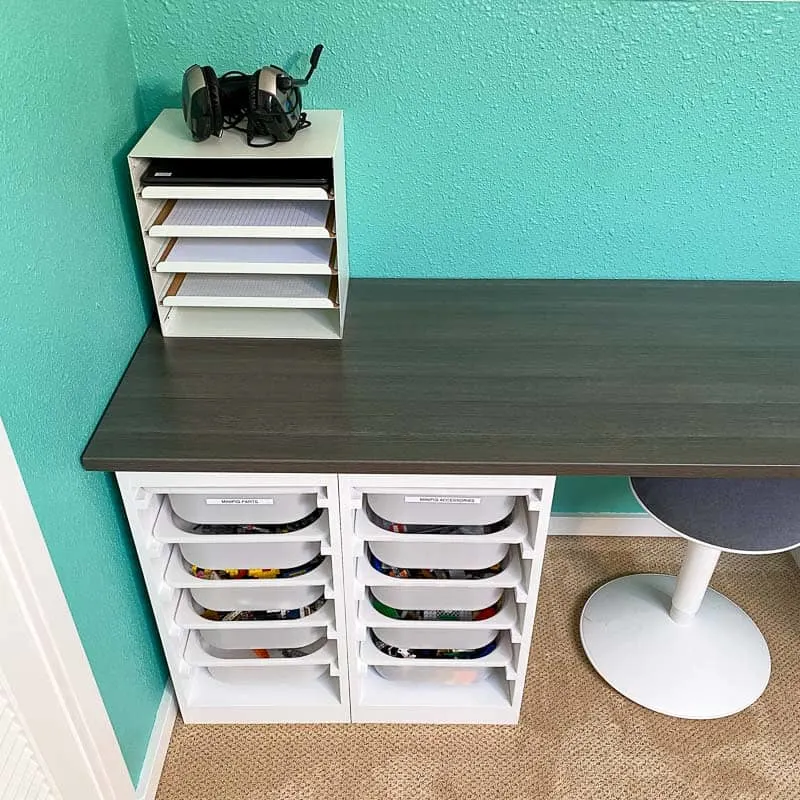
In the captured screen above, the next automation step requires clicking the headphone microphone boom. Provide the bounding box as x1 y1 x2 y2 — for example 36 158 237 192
277 44 324 91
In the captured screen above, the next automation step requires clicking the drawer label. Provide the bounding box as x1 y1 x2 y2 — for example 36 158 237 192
205 498 274 505
403 496 481 505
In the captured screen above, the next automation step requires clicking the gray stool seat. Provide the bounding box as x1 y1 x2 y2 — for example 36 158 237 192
631 477 800 554
580 477 800 719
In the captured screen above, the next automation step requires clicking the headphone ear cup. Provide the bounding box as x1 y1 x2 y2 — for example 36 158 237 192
202 67 223 136
182 64 210 140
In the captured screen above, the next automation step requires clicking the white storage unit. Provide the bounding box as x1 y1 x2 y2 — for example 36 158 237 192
127 109 349 339
340 474 556 724
116 471 555 725
116 472 350 724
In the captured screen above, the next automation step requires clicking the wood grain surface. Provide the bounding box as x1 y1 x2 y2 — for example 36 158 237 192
82 279 800 476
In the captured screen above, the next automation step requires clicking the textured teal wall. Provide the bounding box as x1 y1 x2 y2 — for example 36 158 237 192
1 0 166 783
128 0 800 283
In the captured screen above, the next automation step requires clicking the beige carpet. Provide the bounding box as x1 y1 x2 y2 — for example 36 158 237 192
156 537 800 800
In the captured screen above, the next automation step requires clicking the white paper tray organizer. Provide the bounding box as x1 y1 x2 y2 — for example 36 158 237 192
128 109 349 339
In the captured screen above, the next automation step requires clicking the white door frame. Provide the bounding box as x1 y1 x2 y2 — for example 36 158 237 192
0 418 135 800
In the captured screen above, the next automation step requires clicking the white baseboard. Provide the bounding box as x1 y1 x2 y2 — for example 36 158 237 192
136 684 177 800
549 514 676 537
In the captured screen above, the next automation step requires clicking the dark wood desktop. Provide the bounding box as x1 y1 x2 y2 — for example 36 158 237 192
82 279 800 477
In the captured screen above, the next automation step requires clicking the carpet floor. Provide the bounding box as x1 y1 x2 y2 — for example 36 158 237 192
155 536 800 800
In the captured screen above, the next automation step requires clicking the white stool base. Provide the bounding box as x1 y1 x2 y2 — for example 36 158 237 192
580 574 770 719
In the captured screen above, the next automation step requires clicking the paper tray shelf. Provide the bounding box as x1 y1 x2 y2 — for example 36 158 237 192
142 185 331 201
162 274 338 309
149 199 334 238
154 238 336 275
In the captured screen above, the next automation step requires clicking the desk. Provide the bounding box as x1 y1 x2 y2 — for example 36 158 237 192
82 279 800 725
84 279 800 476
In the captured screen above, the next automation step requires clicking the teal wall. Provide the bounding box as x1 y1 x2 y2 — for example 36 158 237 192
128 1 800 283
1 0 166 783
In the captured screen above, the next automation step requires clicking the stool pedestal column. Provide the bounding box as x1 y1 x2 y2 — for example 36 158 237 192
670 542 720 624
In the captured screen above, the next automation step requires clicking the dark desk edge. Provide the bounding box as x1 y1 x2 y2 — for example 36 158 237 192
80 454 800 478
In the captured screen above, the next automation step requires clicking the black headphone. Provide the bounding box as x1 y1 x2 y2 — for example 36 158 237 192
181 45 324 147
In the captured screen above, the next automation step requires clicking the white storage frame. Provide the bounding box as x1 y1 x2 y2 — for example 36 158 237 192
116 472 350 724
116 472 555 725
340 474 555 724
127 109 349 339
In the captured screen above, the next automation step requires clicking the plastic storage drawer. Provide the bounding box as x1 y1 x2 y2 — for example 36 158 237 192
370 585 504 613
372 627 497 651
180 540 321 570
205 637 329 685
169 492 318 525
373 665 491 684
209 663 328 684
366 493 514 528
207 658 328 685
191 583 324 613
368 541 508 571
201 625 326 652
